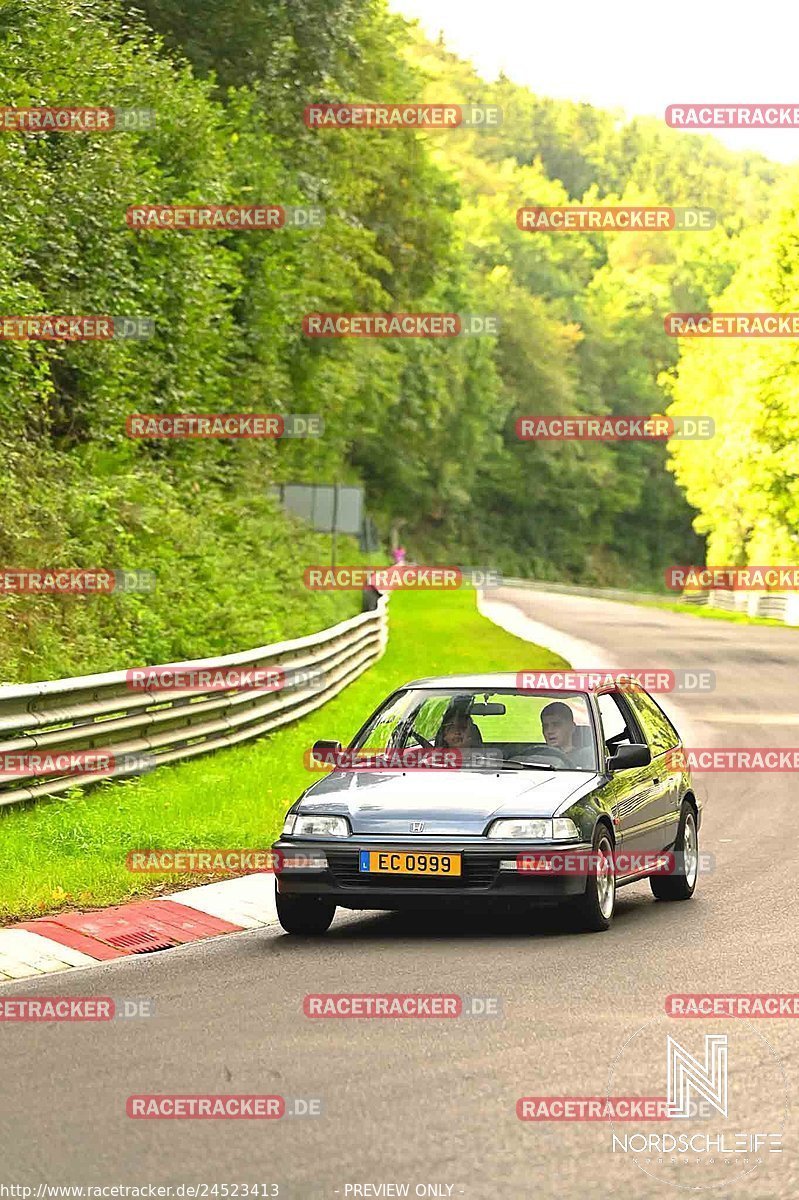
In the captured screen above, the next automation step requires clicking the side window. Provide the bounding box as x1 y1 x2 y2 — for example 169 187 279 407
597 692 643 751
412 697 451 744
628 691 680 755
358 693 413 751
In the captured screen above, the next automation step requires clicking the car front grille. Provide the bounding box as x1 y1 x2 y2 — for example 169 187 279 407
326 849 500 890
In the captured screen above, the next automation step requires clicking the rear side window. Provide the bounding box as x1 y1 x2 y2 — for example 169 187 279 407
628 690 680 755
596 691 644 750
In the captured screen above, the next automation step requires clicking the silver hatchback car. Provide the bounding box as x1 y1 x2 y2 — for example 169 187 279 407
273 674 701 934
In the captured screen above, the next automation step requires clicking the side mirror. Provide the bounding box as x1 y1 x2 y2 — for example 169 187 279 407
312 739 342 765
607 743 651 771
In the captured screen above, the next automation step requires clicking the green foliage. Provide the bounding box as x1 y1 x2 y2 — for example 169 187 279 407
0 0 783 681
0 440 367 679
667 172 799 565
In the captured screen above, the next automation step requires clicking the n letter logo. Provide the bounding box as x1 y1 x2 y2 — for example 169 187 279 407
667 1034 728 1118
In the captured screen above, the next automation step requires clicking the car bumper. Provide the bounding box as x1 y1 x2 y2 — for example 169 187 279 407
272 838 592 909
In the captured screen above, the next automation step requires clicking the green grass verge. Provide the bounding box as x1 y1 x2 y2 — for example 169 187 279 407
0 589 564 924
639 599 789 626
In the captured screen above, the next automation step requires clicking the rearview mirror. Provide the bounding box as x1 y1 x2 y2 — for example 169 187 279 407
607 743 651 771
470 702 506 715
312 739 342 765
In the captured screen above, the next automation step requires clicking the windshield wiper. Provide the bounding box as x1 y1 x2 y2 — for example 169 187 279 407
500 759 558 770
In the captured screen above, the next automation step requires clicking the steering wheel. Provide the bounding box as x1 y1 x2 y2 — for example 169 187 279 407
506 742 572 767
408 728 434 750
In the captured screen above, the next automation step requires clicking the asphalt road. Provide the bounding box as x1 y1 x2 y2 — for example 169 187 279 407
2 587 798 1199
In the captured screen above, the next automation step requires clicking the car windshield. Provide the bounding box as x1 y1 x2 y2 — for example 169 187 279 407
352 688 598 771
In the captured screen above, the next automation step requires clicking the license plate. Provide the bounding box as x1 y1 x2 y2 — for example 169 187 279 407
359 850 461 876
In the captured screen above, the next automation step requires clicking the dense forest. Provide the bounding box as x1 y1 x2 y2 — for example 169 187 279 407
0 0 787 679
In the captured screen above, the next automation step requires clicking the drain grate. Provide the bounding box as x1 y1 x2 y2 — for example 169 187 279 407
103 931 174 953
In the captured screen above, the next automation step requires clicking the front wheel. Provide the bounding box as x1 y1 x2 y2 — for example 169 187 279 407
571 825 616 931
650 803 698 901
276 891 336 935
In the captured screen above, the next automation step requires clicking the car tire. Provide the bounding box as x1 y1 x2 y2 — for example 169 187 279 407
276 892 336 935
650 803 698 902
571 824 616 932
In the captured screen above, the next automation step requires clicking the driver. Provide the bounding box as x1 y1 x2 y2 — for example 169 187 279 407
440 713 479 749
541 702 593 768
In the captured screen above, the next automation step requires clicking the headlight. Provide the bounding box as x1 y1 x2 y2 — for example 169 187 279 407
293 814 350 838
487 817 579 840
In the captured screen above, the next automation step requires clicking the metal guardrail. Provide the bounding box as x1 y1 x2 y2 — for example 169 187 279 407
500 578 669 604
0 596 388 808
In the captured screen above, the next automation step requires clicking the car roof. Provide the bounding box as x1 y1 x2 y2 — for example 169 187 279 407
399 672 637 696
401 673 585 691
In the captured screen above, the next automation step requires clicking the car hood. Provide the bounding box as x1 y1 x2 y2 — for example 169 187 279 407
296 768 601 835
